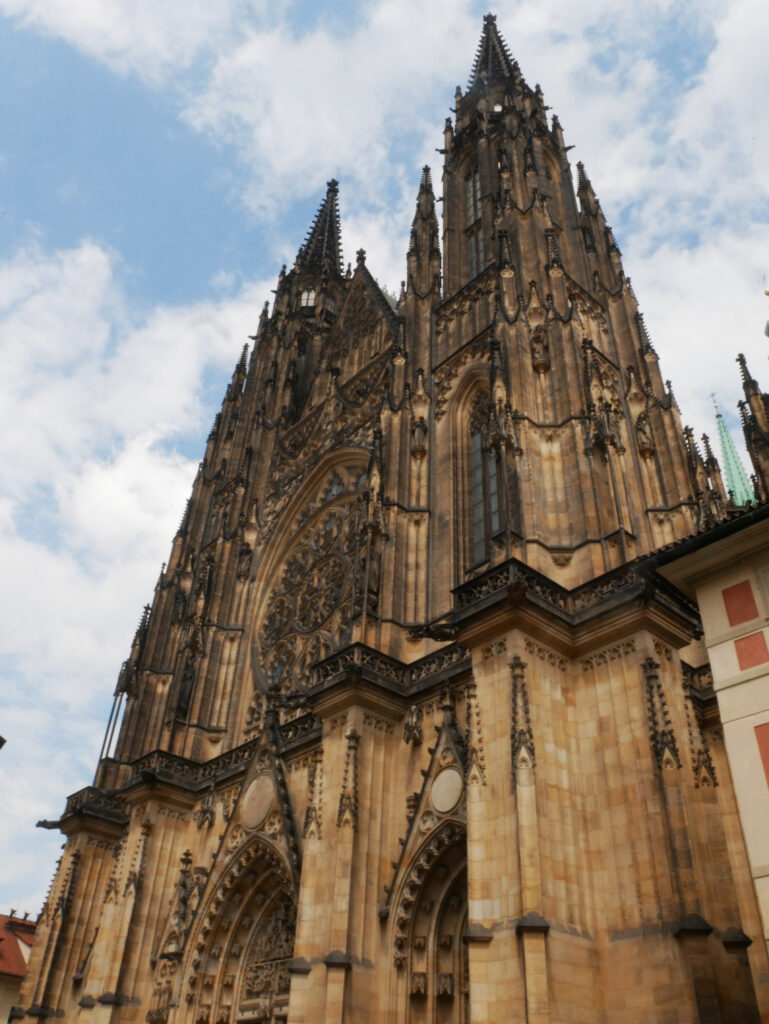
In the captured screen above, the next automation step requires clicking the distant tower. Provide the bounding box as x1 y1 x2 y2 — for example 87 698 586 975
713 396 755 505
17 14 769 1024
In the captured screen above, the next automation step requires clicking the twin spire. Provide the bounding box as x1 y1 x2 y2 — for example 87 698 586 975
294 15 514 280
295 178 344 276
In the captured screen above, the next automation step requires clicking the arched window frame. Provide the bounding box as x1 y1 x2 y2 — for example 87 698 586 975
464 166 484 281
469 395 503 567
300 288 316 308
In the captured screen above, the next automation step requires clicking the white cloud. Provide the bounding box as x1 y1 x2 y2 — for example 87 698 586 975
0 238 271 910
0 0 269 83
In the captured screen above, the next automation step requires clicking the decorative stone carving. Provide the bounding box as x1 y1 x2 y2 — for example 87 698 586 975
510 656 535 778
302 753 323 839
238 890 295 1023
431 768 463 813
437 972 455 997
241 774 277 830
337 729 360 829
464 683 487 786
530 325 550 374
643 657 681 771
683 672 718 789
410 971 427 997
403 705 423 746
257 493 369 694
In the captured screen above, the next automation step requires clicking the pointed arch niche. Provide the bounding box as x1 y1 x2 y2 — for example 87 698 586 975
448 372 511 577
178 836 297 1024
391 823 469 1024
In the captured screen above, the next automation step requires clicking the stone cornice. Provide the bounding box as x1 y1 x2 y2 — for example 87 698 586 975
451 555 701 652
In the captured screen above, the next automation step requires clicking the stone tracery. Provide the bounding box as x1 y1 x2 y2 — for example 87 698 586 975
256 464 372 695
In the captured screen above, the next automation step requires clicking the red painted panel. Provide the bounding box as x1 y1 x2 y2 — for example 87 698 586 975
735 631 769 671
722 580 759 627
755 723 769 788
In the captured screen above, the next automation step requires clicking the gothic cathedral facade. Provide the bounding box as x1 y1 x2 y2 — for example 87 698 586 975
17 16 769 1024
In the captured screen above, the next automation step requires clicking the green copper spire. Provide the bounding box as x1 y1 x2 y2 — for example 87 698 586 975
714 398 755 505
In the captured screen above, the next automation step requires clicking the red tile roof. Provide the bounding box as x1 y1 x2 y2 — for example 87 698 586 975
0 913 37 980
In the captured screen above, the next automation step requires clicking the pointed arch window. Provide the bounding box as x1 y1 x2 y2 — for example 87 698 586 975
470 397 502 565
300 288 316 308
464 168 484 280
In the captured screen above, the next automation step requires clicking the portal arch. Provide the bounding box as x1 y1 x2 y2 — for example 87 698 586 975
391 823 469 1024
179 835 296 1024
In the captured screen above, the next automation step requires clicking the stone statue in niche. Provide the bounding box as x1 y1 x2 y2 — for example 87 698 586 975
411 416 428 458
636 412 654 458
530 326 550 373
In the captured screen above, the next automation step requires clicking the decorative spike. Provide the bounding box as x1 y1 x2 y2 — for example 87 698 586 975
737 353 759 397
701 433 715 464
545 228 562 269
468 13 516 89
605 226 620 255
295 179 344 275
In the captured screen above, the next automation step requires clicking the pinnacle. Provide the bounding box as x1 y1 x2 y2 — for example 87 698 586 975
295 179 343 275
736 352 758 395
468 13 517 89
576 162 592 193
412 165 437 226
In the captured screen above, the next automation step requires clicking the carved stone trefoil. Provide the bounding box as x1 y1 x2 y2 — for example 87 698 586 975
337 729 360 829
643 657 681 771
510 656 535 778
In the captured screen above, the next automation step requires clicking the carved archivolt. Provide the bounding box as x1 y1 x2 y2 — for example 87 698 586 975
170 836 296 1024
391 823 468 1022
392 823 465 970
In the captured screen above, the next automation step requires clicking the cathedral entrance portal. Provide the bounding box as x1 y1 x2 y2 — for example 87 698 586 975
178 839 296 1024
398 831 468 1024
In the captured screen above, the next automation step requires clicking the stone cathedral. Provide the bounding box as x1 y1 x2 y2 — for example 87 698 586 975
16 15 769 1024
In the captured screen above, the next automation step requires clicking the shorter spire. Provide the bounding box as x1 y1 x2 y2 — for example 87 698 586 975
295 179 343 275
468 13 516 89
737 352 759 397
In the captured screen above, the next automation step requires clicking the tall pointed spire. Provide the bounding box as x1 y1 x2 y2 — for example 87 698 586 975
715 399 755 505
468 13 516 88
295 179 343 275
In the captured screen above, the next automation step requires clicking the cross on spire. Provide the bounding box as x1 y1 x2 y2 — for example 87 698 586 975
295 179 343 275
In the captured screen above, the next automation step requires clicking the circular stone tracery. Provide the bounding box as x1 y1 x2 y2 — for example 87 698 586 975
295 553 346 632
255 470 369 695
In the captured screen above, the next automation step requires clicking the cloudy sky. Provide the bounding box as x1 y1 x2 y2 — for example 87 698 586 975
2 0 768 914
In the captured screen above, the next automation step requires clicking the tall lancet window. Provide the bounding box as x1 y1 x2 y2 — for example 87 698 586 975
470 398 501 565
464 168 484 280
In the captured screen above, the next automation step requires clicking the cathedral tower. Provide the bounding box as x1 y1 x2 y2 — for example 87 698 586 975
17 15 769 1023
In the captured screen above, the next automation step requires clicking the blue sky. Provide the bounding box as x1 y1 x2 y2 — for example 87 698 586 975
2 0 769 913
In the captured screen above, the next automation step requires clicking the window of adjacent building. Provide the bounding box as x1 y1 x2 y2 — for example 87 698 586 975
464 169 484 280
